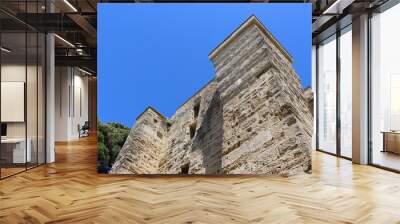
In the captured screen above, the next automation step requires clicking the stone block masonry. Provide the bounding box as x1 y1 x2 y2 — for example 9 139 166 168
110 16 313 176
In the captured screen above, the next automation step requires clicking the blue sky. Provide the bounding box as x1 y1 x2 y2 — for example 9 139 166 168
98 3 311 127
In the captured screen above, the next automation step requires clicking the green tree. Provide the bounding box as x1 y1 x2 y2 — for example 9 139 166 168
97 121 130 173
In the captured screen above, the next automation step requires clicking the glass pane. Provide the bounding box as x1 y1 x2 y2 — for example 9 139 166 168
25 0 38 169
312 45 316 150
371 4 400 171
318 35 337 154
1 31 27 177
340 27 352 158
27 31 38 169
38 33 45 165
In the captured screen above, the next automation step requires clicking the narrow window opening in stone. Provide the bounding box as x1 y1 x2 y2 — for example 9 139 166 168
166 120 172 132
256 67 268 79
193 102 200 118
157 131 163 139
189 123 197 139
181 163 190 174
153 119 158 123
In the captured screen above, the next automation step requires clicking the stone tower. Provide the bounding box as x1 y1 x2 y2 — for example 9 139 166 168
110 16 313 176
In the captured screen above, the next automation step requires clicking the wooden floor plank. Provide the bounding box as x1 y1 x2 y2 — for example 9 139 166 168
0 135 400 223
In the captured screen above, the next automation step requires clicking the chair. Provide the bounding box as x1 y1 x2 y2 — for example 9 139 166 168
79 121 90 138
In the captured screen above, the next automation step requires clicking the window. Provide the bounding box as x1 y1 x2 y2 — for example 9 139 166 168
193 102 200 118
189 123 196 139
0 1 47 179
317 34 337 154
316 25 353 158
339 26 352 158
181 163 190 174
370 3 400 171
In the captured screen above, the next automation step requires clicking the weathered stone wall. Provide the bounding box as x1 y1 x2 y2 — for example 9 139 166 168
158 81 221 174
209 23 312 175
110 108 167 174
110 16 313 176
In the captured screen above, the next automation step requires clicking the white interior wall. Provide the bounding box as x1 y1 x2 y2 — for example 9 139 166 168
55 67 89 141
71 73 89 138
1 65 32 138
55 66 69 141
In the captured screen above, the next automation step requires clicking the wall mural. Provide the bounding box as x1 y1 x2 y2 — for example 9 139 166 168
98 5 312 176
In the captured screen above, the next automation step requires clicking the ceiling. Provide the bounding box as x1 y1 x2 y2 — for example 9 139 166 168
311 0 390 43
0 0 97 74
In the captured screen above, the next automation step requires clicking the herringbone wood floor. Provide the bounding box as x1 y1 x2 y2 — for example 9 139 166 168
1 135 400 224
